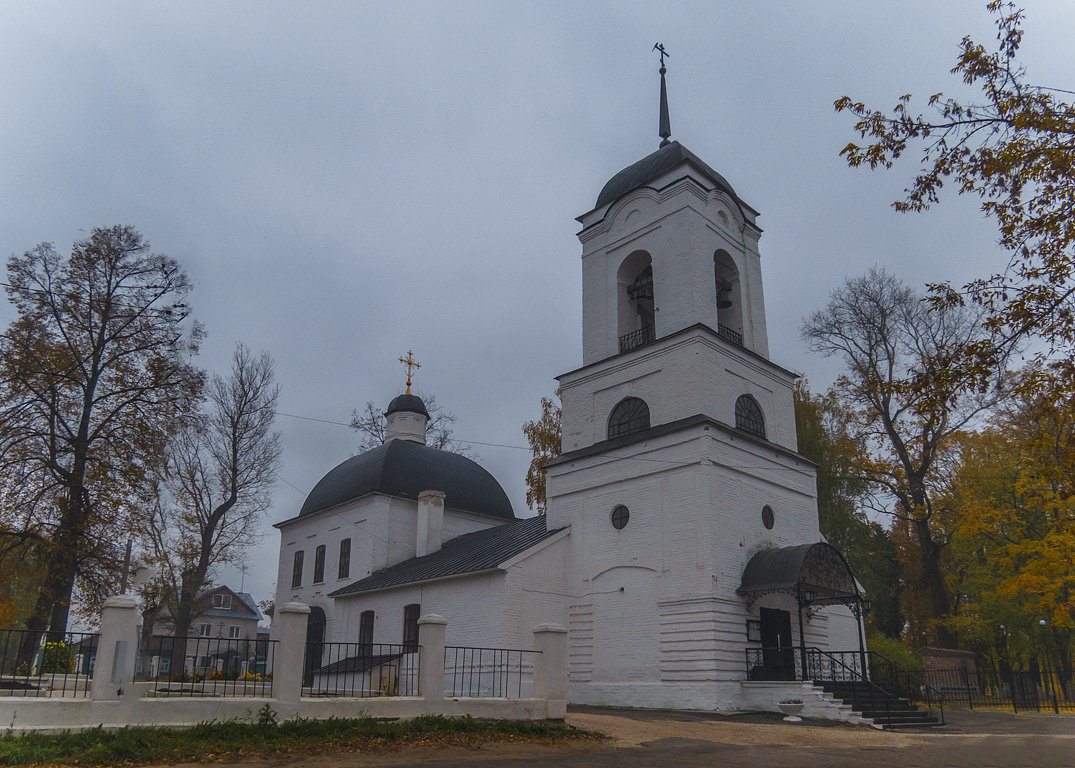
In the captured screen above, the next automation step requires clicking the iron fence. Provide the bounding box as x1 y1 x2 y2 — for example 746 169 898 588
444 646 538 698
135 635 275 698
302 642 419 697
0 628 99 698
926 666 1075 713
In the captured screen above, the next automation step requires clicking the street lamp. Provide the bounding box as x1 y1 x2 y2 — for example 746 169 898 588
1039 618 1059 713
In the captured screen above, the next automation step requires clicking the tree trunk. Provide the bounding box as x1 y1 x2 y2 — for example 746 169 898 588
913 516 957 648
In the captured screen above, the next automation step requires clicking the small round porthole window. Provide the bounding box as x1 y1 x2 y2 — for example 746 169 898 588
611 505 630 530
762 505 775 530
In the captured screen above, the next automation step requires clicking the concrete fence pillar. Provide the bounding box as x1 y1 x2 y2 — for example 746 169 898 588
417 614 447 703
272 601 310 704
533 623 568 717
90 595 139 701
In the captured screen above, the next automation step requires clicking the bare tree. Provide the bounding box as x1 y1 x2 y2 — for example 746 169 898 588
801 268 1003 647
0 226 203 642
349 392 474 456
141 343 280 639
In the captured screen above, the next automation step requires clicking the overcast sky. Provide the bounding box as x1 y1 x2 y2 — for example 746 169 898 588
3 1 1074 609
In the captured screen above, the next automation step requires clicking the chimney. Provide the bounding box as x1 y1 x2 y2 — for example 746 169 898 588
416 490 446 557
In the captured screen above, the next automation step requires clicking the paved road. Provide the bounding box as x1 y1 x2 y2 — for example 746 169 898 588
171 707 1075 768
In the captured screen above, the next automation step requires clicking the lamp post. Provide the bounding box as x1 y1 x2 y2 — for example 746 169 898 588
998 624 1016 712
1039 619 1060 714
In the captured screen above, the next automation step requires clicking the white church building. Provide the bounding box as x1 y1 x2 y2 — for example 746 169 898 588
274 65 866 711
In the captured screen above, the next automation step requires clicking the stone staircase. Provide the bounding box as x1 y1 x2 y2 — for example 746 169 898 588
815 680 944 728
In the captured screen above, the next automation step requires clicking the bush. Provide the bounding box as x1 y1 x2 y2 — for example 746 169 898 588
868 631 922 671
40 641 76 674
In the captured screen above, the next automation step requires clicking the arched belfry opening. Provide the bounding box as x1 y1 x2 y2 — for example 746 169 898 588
714 251 743 344
617 251 655 353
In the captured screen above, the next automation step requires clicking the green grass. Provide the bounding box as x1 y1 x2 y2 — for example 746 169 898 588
0 713 600 766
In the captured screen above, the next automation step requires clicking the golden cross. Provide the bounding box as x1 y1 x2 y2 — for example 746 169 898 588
398 350 421 394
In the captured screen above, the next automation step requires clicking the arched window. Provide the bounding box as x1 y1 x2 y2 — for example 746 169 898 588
608 397 650 440
714 251 743 345
617 251 655 352
735 395 765 438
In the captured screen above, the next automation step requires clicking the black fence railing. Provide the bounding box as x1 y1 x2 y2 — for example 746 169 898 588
717 324 743 346
0 628 99 698
135 635 275 698
444 646 538 699
926 666 1075 713
303 642 419 697
619 324 656 354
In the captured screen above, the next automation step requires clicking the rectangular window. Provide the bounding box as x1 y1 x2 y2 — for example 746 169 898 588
292 550 304 588
338 538 351 580
313 544 326 584
198 624 211 637
213 593 232 610
402 603 420 652
359 610 374 650
228 626 241 639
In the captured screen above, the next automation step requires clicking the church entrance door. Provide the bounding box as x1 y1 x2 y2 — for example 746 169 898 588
759 607 795 681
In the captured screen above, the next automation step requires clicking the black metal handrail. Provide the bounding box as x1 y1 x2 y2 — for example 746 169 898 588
868 650 946 722
745 647 945 725
619 324 656 353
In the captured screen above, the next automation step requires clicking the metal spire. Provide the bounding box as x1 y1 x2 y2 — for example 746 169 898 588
654 43 671 147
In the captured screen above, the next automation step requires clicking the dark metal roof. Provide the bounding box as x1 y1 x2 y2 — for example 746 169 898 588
738 542 860 606
595 140 743 209
386 393 429 417
329 515 562 597
315 652 403 676
299 439 514 520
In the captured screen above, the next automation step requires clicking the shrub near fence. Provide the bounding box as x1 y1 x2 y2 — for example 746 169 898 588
0 628 99 698
135 635 275 698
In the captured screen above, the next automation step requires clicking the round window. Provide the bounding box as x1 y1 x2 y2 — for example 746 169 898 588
611 505 630 530
762 505 775 530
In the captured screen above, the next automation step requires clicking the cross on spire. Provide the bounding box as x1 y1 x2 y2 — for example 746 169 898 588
653 43 672 148
398 350 420 394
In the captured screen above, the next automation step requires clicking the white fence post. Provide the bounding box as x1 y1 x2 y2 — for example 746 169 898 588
417 614 446 703
533 623 568 718
272 601 310 704
90 595 139 701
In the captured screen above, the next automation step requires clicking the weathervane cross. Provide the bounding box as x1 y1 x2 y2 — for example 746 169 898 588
398 350 420 394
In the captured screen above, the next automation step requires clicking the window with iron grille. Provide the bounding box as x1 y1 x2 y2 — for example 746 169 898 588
313 544 326 583
402 603 421 651
735 395 765 438
359 610 374 649
607 397 650 440
338 538 351 580
292 550 304 588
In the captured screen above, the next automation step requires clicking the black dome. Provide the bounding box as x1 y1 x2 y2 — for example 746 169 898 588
299 439 514 521
386 393 429 417
596 140 742 209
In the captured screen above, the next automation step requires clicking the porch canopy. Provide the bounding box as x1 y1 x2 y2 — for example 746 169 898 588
737 542 862 608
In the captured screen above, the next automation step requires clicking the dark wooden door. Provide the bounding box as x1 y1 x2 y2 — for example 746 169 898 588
759 607 795 681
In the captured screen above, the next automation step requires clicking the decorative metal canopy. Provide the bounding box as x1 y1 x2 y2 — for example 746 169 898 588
737 542 862 609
